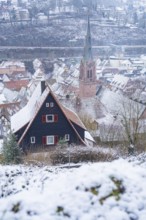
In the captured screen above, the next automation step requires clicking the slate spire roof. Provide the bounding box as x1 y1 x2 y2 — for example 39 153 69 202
83 15 93 62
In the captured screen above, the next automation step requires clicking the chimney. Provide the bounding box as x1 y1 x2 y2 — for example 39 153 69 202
41 80 46 94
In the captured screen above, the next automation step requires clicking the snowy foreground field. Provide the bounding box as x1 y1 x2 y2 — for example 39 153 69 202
0 157 146 220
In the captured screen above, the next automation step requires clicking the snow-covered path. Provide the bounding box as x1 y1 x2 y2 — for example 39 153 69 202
0 159 146 220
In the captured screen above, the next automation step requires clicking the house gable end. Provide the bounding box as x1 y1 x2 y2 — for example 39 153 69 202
19 90 85 149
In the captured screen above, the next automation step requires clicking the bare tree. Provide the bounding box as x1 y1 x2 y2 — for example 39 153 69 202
117 97 145 154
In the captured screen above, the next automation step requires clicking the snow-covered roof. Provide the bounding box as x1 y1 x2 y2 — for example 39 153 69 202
99 88 145 118
33 59 42 71
111 74 129 89
11 81 87 146
85 131 95 142
0 61 25 68
0 94 7 104
3 88 18 103
3 74 10 82
11 82 43 133
63 106 86 130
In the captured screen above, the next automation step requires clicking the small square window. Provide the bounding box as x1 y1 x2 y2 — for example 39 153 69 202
46 103 49 107
46 136 54 145
65 134 70 141
46 114 54 122
50 102 54 107
30 137 35 144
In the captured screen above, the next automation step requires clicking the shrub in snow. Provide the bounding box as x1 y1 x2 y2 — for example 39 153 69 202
2 132 23 164
50 147 117 165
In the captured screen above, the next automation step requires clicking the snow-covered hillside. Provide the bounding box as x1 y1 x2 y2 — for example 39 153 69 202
0 159 146 220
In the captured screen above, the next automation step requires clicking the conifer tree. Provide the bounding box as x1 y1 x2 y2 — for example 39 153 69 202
2 132 23 164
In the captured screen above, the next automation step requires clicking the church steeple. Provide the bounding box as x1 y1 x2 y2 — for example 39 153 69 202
83 15 93 62
79 14 97 98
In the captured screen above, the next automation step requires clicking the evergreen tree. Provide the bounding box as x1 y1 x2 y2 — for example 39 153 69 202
2 132 23 164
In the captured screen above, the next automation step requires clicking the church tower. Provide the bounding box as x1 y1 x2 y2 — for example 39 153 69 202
79 15 97 98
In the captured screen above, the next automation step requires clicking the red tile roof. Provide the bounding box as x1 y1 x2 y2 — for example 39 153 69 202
4 80 29 91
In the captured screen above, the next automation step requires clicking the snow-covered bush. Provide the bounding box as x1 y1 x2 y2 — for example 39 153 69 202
50 146 117 165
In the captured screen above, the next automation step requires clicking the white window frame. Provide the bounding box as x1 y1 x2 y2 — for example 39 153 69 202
30 136 35 144
46 136 54 145
50 102 54 107
46 103 49 107
46 114 54 122
65 134 70 141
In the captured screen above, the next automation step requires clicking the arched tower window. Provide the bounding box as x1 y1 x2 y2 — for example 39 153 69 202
90 70 92 79
87 69 92 79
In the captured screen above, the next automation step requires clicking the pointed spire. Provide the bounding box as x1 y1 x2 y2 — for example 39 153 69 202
83 14 93 62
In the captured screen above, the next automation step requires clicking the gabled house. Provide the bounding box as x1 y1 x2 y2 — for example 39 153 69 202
11 81 88 151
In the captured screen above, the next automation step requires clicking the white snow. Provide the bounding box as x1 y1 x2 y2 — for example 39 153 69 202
111 74 129 89
99 89 145 117
0 159 146 219
85 131 95 142
0 94 7 104
0 61 25 68
11 82 48 133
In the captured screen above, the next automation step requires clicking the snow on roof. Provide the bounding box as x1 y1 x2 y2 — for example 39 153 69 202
96 114 115 125
100 89 145 118
11 82 43 133
3 88 18 103
85 131 95 142
140 68 146 74
63 106 86 130
3 74 10 82
33 59 42 71
0 94 7 104
0 82 4 91
111 74 129 89
0 61 25 68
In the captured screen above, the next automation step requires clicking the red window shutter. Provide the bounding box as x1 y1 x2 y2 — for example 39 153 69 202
42 115 46 123
42 136 46 145
54 114 58 122
55 135 58 144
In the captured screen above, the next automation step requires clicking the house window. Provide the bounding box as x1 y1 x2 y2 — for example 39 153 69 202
42 114 58 123
65 134 70 141
46 103 49 107
30 136 35 144
42 135 58 145
50 102 54 107
46 102 54 108
46 114 54 122
47 136 54 145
